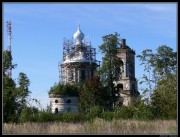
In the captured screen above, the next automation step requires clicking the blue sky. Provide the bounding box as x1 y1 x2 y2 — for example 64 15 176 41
3 3 177 109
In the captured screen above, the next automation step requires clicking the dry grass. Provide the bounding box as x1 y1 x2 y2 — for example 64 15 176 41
3 119 177 135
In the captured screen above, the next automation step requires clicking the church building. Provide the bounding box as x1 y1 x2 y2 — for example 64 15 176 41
49 26 138 113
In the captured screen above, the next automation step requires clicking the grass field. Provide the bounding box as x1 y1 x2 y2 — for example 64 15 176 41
3 119 177 134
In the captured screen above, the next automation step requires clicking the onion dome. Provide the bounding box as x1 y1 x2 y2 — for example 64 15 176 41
73 25 84 45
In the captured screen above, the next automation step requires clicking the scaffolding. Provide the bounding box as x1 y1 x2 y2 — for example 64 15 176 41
59 38 98 84
5 21 12 78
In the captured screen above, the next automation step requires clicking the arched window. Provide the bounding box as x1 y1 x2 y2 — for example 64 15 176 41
55 108 58 114
117 84 123 94
115 60 124 80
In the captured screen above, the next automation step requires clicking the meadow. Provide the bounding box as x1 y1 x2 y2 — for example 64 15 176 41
3 118 177 134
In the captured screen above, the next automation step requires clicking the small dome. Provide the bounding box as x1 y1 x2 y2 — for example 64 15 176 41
73 25 84 45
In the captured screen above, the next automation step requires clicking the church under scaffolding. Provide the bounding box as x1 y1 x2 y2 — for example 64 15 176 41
50 26 98 113
59 35 97 83
59 26 98 84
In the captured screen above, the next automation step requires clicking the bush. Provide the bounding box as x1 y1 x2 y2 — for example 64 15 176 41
101 111 114 121
114 106 135 119
62 112 85 123
85 106 103 121
48 83 79 96
37 111 55 122
19 107 32 123
133 107 154 120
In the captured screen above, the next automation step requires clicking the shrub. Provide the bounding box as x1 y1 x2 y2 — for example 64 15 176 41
48 83 79 97
133 107 154 120
101 111 114 121
19 107 32 123
114 106 135 119
85 106 103 121
37 111 55 122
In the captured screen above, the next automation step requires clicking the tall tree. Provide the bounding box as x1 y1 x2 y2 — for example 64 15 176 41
16 72 31 110
3 50 18 122
136 49 154 103
3 76 18 122
97 32 123 110
3 50 17 77
150 45 177 79
3 50 33 122
137 45 177 119
151 73 177 119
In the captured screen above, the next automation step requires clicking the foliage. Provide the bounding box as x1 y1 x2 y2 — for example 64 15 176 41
19 107 38 123
3 51 18 123
97 32 123 110
101 111 114 121
151 45 177 77
151 73 177 119
78 77 109 113
137 45 177 119
62 112 85 123
84 106 103 121
133 102 154 120
3 76 18 123
3 50 17 76
114 106 135 119
136 49 154 102
3 50 36 123
15 72 31 110
48 82 79 96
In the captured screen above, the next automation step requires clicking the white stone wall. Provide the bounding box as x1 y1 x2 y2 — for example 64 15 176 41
50 96 79 113
120 93 131 106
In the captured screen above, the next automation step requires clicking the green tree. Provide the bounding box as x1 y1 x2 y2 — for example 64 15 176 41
48 82 79 96
16 72 31 110
151 73 177 119
136 49 154 104
3 50 34 122
97 32 123 110
79 77 108 113
150 45 177 79
3 50 18 122
137 45 177 119
3 50 17 76
3 76 18 122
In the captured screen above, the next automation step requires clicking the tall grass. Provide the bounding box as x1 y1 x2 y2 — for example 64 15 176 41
3 119 177 134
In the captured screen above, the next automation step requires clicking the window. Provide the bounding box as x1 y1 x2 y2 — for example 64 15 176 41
55 108 58 114
55 100 58 103
117 84 123 91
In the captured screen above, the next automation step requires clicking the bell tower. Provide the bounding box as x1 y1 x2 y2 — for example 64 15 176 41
114 39 138 106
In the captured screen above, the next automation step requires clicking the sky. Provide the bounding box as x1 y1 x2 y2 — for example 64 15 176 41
2 2 177 109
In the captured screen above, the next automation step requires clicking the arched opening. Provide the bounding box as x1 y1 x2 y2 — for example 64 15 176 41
119 60 124 79
117 84 123 95
115 60 124 80
55 108 58 114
